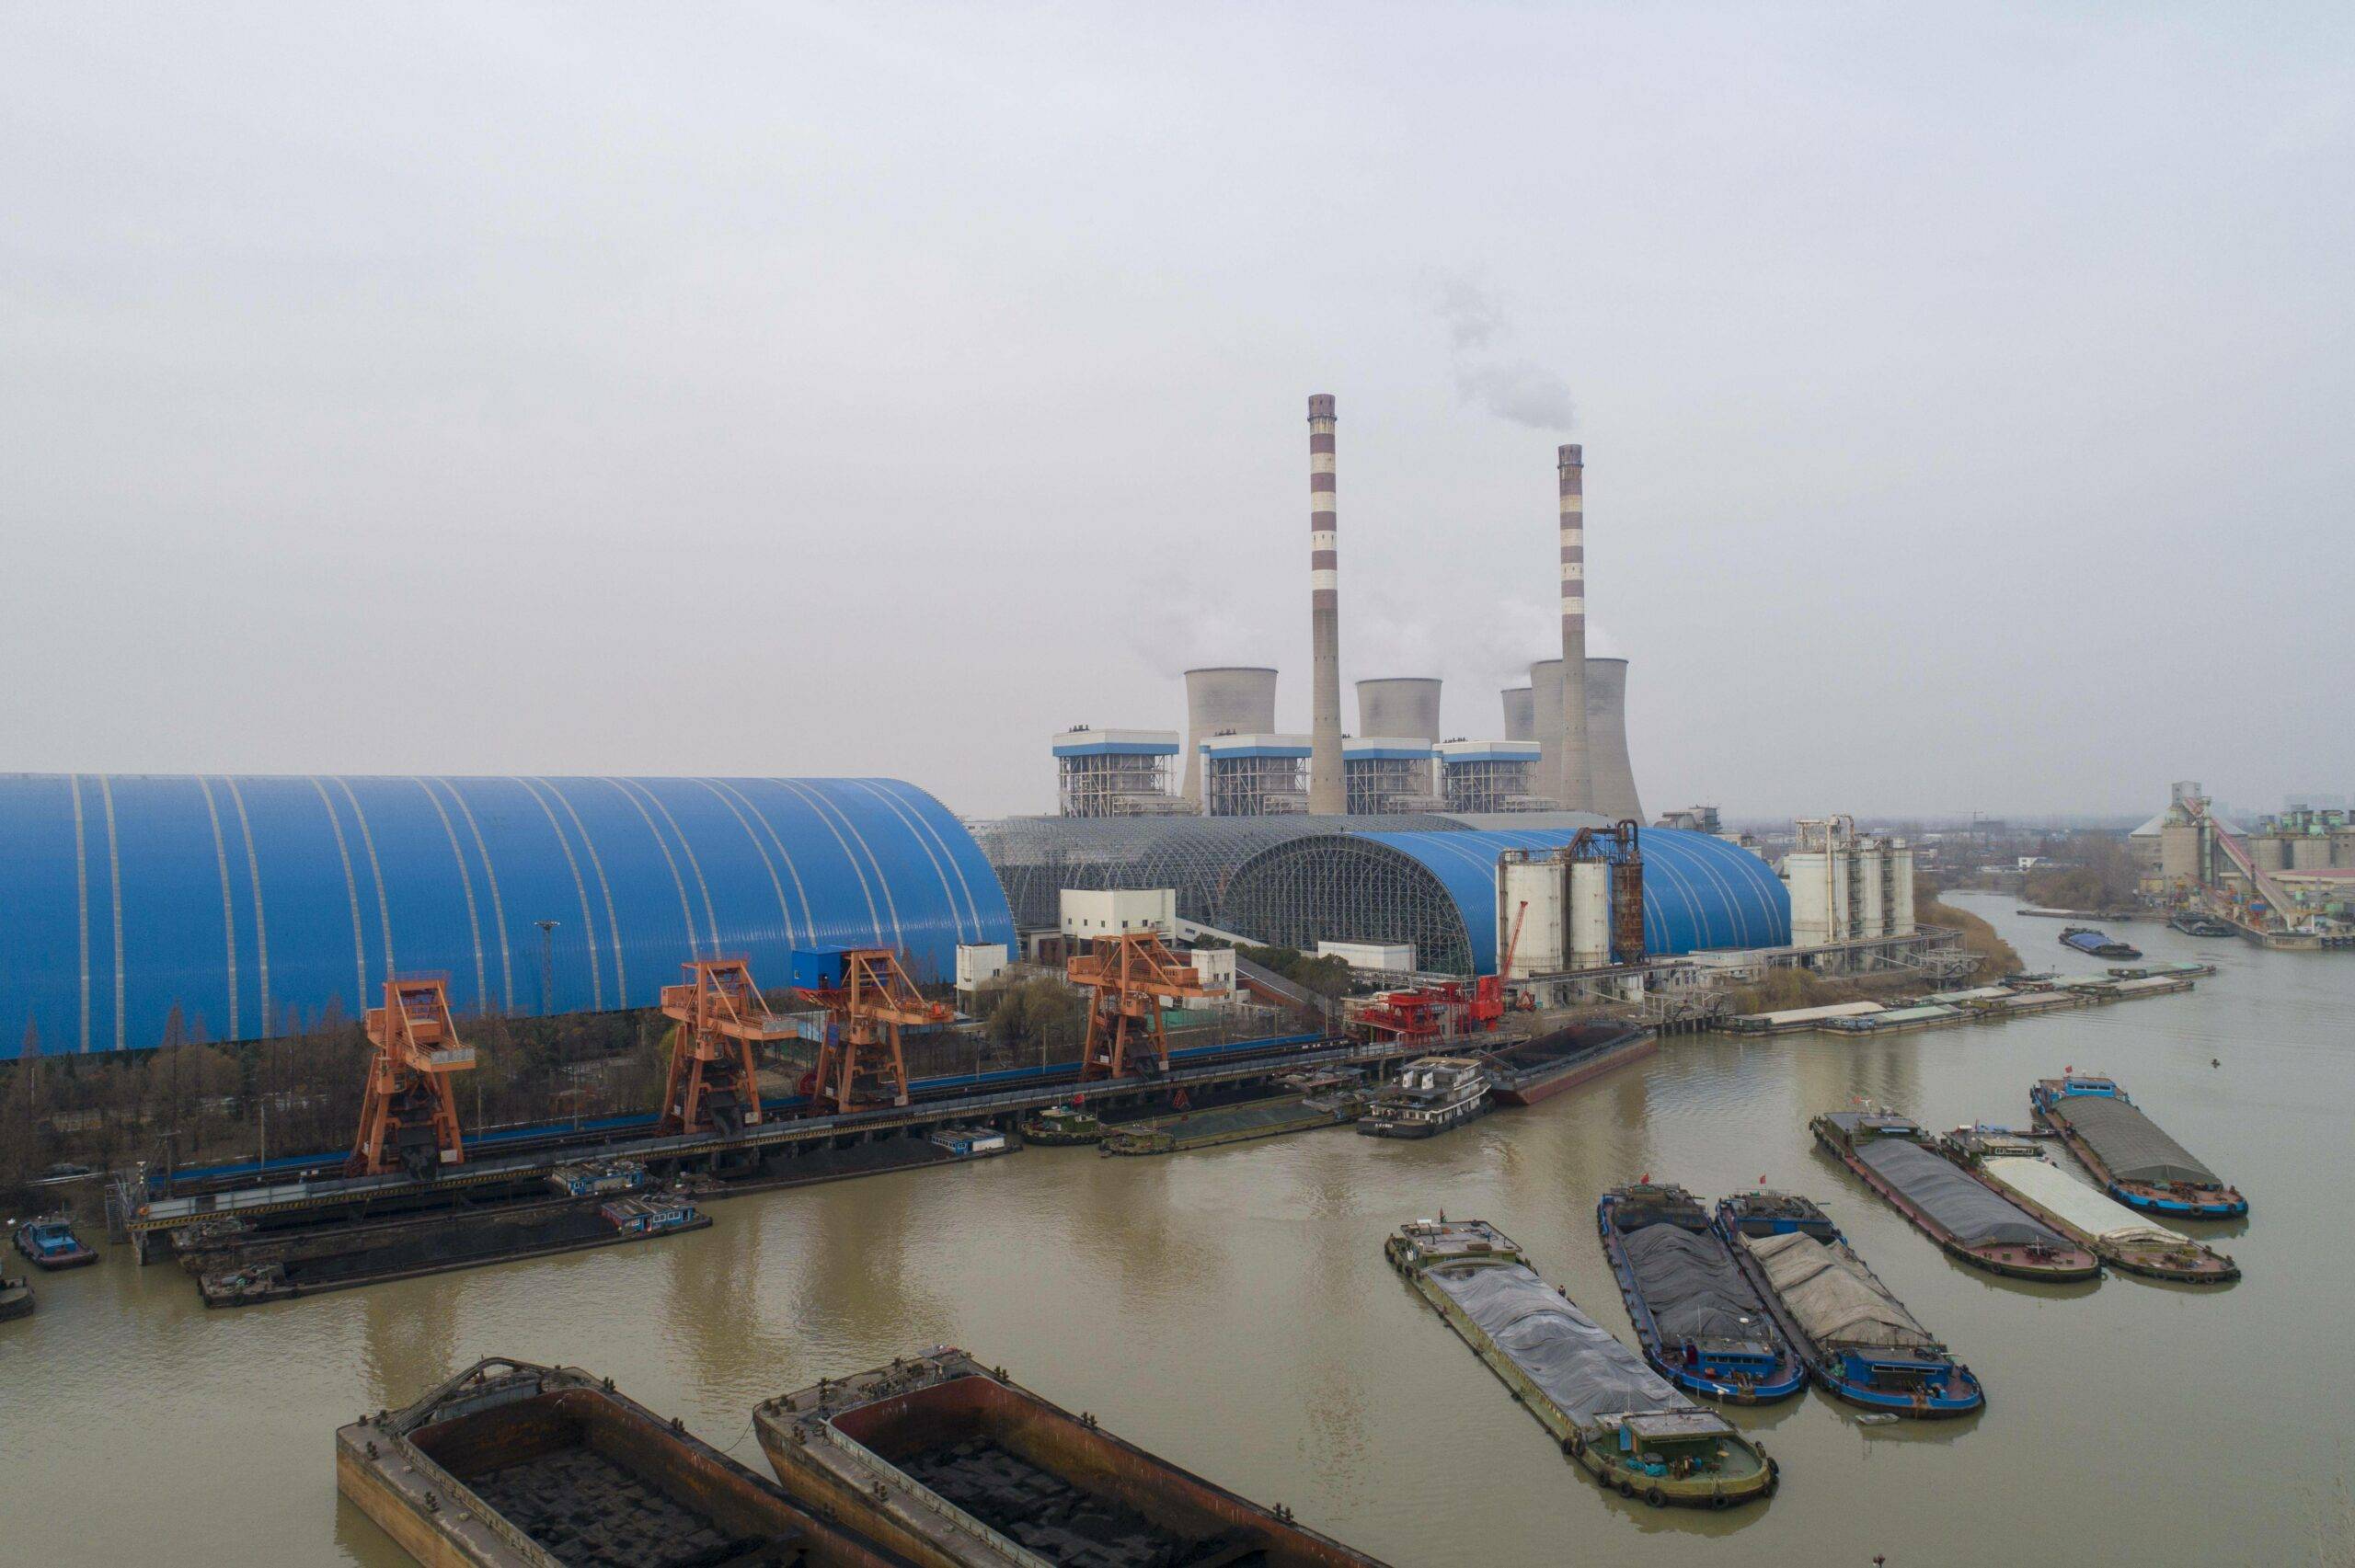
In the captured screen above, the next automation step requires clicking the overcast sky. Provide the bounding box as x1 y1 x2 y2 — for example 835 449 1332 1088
5 4 2349 821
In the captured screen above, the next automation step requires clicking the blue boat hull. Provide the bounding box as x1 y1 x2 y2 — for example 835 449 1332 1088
2106 1185 2247 1219
1598 1194 1807 1405
1713 1204 1983 1418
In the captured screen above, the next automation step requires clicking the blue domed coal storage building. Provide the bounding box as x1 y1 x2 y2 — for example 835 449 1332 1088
1218 825 1789 975
0 774 1015 1059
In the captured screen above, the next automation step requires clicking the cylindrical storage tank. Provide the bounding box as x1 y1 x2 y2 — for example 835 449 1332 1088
2292 836 2333 871
1357 678 1443 742
1502 857 1564 978
1529 659 1563 802
1887 841 1917 934
1570 858 1612 967
1501 686 1535 743
1854 843 1888 938
1784 851 1847 947
2334 830 2355 870
1181 667 1278 807
1583 658 1644 822
2254 836 2290 872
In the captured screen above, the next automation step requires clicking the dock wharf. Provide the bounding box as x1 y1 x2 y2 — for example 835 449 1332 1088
1718 968 2199 1039
118 1032 1418 1261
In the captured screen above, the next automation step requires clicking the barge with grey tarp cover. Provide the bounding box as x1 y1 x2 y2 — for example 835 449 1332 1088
2029 1074 2247 1218
1385 1219 1776 1509
1717 1193 1983 1417
336 1356 913 1567
1812 1111 2100 1282
755 1348 1385 1566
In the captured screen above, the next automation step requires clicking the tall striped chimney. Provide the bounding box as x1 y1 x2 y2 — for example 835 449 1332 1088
1307 394 1346 814
1557 442 1592 811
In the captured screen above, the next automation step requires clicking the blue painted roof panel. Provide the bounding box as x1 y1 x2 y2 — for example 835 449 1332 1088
1361 826 1792 970
0 774 1014 1058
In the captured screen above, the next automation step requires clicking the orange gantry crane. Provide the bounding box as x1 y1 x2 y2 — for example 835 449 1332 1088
1067 931 1225 1081
659 957 800 1136
791 948 948 1114
349 976 477 1179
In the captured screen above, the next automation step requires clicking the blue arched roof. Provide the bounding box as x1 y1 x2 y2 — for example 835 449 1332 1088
1359 826 1790 971
0 775 1014 1058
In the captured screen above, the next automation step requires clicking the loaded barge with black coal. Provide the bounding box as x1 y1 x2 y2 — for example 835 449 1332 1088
1385 1219 1776 1509
754 1348 1384 1565
1716 1192 1984 1416
1812 1111 2101 1282
1477 1024 1656 1105
1596 1184 1806 1404
337 1356 913 1567
201 1193 707 1306
2030 1074 2247 1218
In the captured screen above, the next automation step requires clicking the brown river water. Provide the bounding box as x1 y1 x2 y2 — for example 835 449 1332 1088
2 893 2349 1566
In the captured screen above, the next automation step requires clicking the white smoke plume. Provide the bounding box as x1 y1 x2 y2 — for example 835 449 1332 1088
1430 274 1577 430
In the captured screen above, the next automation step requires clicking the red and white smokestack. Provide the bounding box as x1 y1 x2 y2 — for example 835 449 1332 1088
1557 442 1592 811
1307 393 1345 813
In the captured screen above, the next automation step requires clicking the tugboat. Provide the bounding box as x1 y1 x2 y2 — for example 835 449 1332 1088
11 1214 98 1271
0 1270 31 1322
1385 1219 1777 1509
1717 1192 1984 1417
1357 1056 1493 1139
1017 1101 1105 1146
1596 1184 1805 1404
2030 1073 2247 1218
1811 1111 2101 1282
2060 927 2142 960
2168 911 2237 938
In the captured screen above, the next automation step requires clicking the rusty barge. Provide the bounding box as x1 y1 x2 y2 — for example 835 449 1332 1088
754 1348 1386 1566
1477 1024 1656 1106
337 1356 913 1567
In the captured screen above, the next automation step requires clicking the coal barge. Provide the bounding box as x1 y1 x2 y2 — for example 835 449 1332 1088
1099 1093 1357 1156
1811 1111 2101 1282
339 1356 913 1567
2060 927 2142 960
202 1195 706 1307
1596 1184 1805 1404
754 1348 1385 1566
1716 1193 1984 1417
1384 1219 1777 1509
1477 1024 1656 1105
2030 1074 2247 1218
1974 1154 2238 1284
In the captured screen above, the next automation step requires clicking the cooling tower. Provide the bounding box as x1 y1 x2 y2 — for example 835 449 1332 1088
1356 678 1443 741
1557 443 1592 810
1500 686 1534 743
1584 657 1644 822
1180 666 1280 807
1307 395 1346 813
1530 658 1563 795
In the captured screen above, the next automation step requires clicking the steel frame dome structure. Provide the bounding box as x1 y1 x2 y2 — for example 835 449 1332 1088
1222 826 1791 975
0 774 1013 1059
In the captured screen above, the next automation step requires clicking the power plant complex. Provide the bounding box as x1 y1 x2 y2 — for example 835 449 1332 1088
0 392 1936 1064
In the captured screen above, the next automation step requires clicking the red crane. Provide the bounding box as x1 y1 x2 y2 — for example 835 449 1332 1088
659 957 798 1136
1468 899 1530 1028
792 948 948 1114
348 977 476 1179
1067 932 1224 1081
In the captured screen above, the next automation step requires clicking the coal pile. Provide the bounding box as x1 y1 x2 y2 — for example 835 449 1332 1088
468 1446 756 1567
901 1437 1255 1567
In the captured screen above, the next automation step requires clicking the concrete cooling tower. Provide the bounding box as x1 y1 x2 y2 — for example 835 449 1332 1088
1584 657 1644 822
1356 678 1442 741
1181 666 1279 806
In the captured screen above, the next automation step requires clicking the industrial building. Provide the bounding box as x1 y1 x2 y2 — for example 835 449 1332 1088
1178 667 1278 807
1051 728 1188 818
1199 734 1312 816
1435 740 1543 812
1778 818 1918 946
0 773 1015 1059
2135 783 2354 938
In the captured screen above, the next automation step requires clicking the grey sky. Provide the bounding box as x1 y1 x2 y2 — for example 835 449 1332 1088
5 4 2349 820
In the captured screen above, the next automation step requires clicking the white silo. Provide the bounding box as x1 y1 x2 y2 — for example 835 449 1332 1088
1569 859 1613 967
1854 841 1888 939
1501 855 1564 977
1886 839 1917 934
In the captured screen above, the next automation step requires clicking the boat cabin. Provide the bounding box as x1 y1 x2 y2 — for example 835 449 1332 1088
1603 1411 1741 1478
2052 1075 2121 1099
